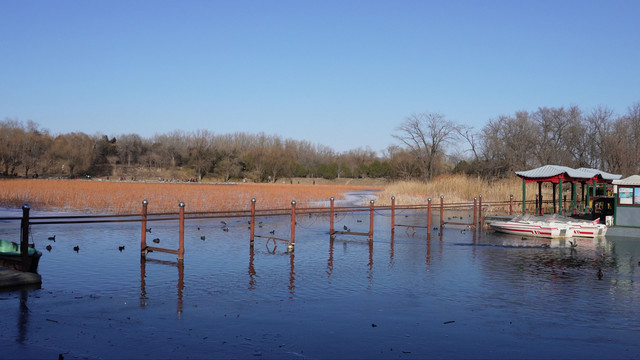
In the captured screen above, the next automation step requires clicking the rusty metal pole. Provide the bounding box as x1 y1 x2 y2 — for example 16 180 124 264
369 200 375 240
391 196 395 233
427 198 432 236
440 195 444 228
20 204 30 266
250 198 256 247
289 200 296 252
141 199 148 258
473 197 477 228
509 194 514 216
178 202 185 263
329 197 335 235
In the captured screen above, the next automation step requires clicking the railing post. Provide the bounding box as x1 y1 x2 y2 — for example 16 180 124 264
509 194 514 216
178 202 185 263
473 197 477 228
20 204 30 266
289 200 296 252
427 198 432 236
329 197 335 235
478 194 483 229
391 196 395 232
250 198 256 247
440 195 444 228
141 199 148 258
368 200 375 240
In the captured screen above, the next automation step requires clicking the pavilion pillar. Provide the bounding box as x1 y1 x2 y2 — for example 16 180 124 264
558 178 563 215
538 182 543 215
552 183 557 214
522 178 526 215
571 182 577 214
585 182 590 212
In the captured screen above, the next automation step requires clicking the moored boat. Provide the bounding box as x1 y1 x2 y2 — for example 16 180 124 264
488 215 572 238
487 215 607 239
0 239 42 273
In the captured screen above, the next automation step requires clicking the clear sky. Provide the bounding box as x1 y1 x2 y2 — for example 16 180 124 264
2 0 639 154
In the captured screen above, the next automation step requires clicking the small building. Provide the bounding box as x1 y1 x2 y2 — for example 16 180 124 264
612 175 640 228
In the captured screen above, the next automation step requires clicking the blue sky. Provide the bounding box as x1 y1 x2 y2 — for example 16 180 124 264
2 0 639 154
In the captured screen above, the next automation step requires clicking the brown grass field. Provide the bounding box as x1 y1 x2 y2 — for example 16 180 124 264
375 174 526 205
0 175 551 215
0 179 383 214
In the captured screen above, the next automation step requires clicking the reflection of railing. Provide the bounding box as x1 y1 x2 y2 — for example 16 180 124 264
247 242 296 296
139 257 184 315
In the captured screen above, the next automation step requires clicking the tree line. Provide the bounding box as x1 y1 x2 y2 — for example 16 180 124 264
2 102 639 182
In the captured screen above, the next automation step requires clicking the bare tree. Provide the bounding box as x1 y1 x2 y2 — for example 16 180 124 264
394 112 460 179
50 132 95 177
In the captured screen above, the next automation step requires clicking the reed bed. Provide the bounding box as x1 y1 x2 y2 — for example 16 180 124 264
375 175 522 205
375 174 558 215
0 179 382 214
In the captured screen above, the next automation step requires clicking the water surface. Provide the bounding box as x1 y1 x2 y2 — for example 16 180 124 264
0 207 639 359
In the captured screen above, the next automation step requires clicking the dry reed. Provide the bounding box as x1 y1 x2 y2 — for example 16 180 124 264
375 175 522 205
0 179 382 214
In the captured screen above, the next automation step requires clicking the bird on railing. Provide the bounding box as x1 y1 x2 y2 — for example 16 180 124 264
73 245 80 252
343 225 348 231
48 235 56 242
119 246 125 252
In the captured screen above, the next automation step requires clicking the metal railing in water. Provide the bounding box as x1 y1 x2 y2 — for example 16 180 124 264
3 194 552 265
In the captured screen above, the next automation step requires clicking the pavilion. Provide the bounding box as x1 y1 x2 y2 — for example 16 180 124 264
515 165 622 216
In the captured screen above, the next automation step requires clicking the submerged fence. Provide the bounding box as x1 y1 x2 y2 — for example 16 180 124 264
2 194 566 267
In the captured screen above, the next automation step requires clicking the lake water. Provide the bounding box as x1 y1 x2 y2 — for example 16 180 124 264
1 206 639 359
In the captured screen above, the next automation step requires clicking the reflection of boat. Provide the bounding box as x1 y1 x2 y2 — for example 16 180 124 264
488 215 607 239
0 240 42 273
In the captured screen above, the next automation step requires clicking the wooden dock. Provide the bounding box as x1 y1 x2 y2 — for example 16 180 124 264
0 267 41 289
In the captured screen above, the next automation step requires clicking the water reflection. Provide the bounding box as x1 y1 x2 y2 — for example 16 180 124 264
327 236 334 278
367 238 373 285
426 234 431 265
248 246 256 290
139 258 184 315
247 243 296 296
17 289 29 344
288 251 295 297
389 230 395 267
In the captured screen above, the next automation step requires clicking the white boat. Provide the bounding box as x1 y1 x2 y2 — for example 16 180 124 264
488 215 606 239
553 217 607 238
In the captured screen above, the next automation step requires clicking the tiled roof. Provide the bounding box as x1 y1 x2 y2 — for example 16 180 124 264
515 165 622 181
613 175 640 186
